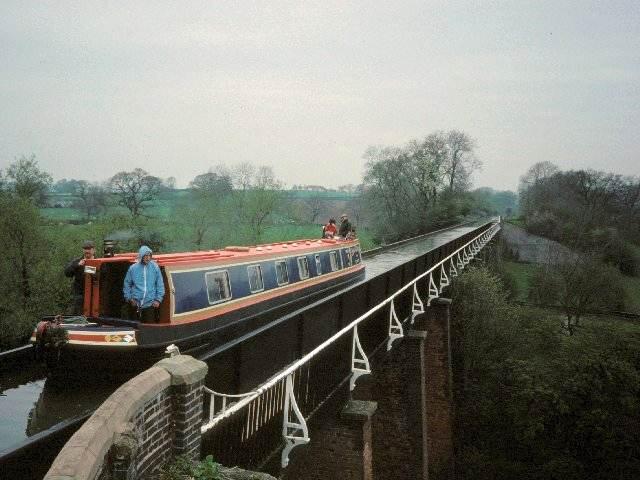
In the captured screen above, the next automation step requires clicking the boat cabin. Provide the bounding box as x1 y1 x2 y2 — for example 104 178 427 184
81 239 363 325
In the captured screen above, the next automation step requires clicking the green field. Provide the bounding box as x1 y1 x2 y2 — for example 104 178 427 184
39 192 379 254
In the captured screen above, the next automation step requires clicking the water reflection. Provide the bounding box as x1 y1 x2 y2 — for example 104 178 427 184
0 367 133 452
25 372 129 437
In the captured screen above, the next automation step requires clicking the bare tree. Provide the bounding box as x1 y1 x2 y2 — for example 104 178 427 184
163 176 177 190
530 247 624 335
231 162 255 191
407 132 448 207
346 185 365 226
304 195 329 223
75 181 108 220
363 129 479 239
518 161 560 192
109 168 162 218
444 130 479 192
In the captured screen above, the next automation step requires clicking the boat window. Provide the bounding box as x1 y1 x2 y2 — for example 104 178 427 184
297 257 310 279
247 265 264 293
329 251 339 271
205 271 232 304
344 248 352 267
315 254 322 275
275 260 289 285
351 246 362 265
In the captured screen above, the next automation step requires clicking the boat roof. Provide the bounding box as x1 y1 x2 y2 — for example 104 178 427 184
85 238 361 268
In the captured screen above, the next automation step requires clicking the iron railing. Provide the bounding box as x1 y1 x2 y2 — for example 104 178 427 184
201 221 501 468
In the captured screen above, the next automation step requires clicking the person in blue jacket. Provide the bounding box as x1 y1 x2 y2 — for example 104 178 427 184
123 245 165 323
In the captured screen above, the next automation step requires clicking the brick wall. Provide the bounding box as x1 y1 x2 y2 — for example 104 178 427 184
367 331 428 480
45 355 207 480
423 300 454 479
282 392 377 480
133 389 173 477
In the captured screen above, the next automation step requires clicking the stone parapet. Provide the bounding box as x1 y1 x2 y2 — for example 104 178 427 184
44 355 207 480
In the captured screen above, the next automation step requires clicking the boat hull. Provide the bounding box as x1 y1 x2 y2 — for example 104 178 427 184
33 265 364 369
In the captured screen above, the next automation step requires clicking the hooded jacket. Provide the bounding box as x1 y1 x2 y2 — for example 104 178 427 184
123 246 165 309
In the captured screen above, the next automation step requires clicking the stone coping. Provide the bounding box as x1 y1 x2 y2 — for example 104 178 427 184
45 355 208 480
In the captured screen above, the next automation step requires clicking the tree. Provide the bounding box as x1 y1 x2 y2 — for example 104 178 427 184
520 167 640 272
75 181 108 220
109 168 162 218
189 168 233 199
231 162 255 191
231 164 284 242
444 130 479 191
303 195 329 223
450 264 640 479
174 197 223 249
518 161 560 216
346 185 365 227
530 247 626 334
52 178 82 194
362 130 477 239
178 167 234 249
470 187 518 217
519 161 559 189
163 176 177 190
5 154 53 206
337 184 358 194
0 195 48 315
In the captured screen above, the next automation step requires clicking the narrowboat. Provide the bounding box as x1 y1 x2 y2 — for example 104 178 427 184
31 238 365 366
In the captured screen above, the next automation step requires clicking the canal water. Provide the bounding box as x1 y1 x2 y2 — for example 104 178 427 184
0 221 484 453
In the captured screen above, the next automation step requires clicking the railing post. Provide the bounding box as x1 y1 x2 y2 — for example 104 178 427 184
282 374 310 467
449 257 458 278
439 264 449 293
351 325 371 390
427 272 439 306
387 299 404 351
411 282 425 324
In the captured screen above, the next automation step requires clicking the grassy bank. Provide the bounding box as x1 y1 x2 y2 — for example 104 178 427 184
501 259 640 314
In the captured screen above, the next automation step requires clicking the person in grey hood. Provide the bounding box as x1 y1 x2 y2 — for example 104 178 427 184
123 245 165 323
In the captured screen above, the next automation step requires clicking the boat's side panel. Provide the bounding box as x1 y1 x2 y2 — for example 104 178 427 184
167 245 362 322
135 264 365 349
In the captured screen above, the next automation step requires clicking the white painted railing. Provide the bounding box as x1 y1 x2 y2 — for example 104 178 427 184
201 221 501 467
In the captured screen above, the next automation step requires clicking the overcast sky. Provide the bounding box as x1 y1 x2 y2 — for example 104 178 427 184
1 1 638 191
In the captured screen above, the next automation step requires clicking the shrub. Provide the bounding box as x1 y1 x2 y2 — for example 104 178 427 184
0 308 35 351
159 455 221 480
